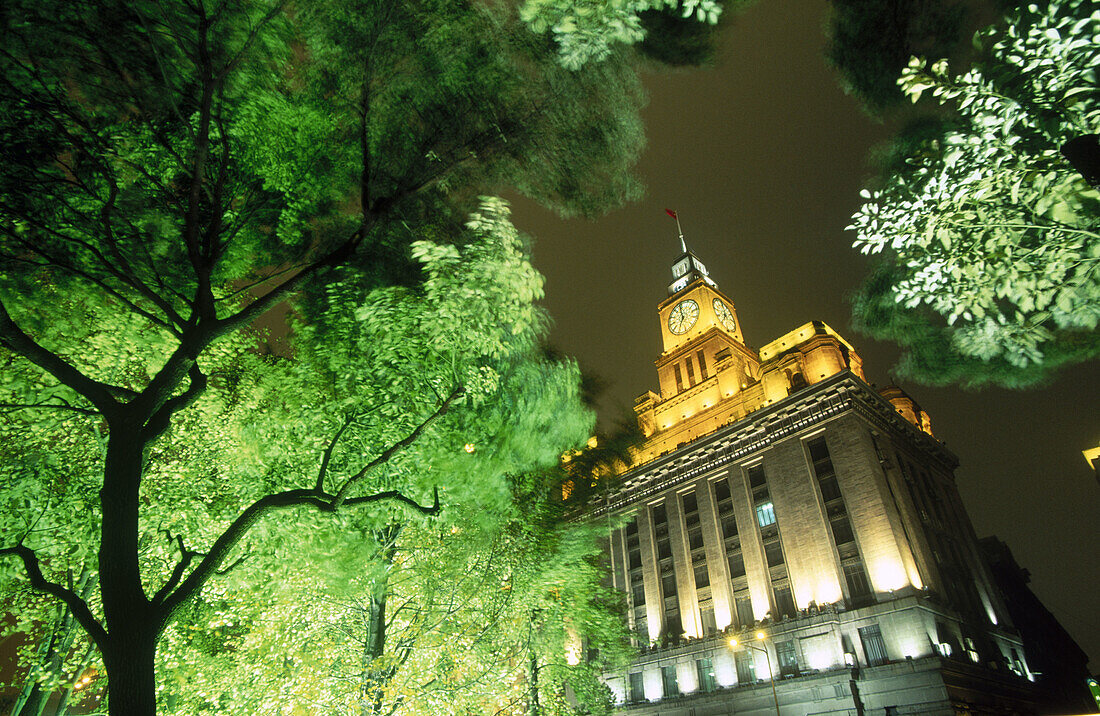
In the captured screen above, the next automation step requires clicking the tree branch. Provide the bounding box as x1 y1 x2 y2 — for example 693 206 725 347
150 532 203 605
0 544 108 648
158 484 440 620
0 401 99 416
331 387 464 508
143 364 207 441
316 412 357 492
0 299 120 415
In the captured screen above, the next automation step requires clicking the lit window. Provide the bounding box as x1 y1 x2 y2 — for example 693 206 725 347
756 502 776 527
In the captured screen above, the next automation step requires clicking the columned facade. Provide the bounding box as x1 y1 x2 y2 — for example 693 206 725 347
592 245 1040 715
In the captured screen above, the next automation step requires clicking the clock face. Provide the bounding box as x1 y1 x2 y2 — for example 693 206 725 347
668 299 699 335
713 298 737 332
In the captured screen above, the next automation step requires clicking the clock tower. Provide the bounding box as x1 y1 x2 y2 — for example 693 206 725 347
653 246 759 401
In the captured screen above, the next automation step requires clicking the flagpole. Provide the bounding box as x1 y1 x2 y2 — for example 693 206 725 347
666 209 687 253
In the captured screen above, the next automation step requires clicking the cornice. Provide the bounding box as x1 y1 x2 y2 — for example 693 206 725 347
588 372 957 518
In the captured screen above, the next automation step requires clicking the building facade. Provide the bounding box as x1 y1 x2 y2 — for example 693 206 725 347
593 247 1042 715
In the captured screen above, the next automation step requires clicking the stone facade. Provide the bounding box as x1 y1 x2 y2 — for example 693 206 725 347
591 249 1041 715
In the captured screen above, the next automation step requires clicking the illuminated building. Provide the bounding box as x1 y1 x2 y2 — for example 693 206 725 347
593 244 1043 714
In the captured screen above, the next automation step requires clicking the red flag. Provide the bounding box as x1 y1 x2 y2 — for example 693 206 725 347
665 208 677 219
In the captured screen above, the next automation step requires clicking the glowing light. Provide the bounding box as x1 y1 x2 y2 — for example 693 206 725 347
755 631 766 641
869 557 909 592
463 443 475 453
728 636 739 648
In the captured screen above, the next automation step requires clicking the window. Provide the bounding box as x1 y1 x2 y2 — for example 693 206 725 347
748 465 767 489
764 539 785 567
735 649 756 683
696 657 717 692
694 562 710 588
721 514 739 539
629 672 645 702
831 515 855 545
819 475 842 502
688 528 704 550
714 478 731 503
673 364 684 391
735 594 754 627
665 612 682 641
859 624 889 666
700 606 717 635
662 665 680 697
662 573 677 598
727 551 745 578
632 585 646 606
773 585 796 618
776 640 800 676
756 501 776 527
697 350 708 379
845 563 872 604
685 357 696 386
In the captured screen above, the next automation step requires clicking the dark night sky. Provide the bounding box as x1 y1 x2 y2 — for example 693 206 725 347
509 0 1100 670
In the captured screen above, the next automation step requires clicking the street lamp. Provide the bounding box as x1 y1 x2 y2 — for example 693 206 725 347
729 631 780 716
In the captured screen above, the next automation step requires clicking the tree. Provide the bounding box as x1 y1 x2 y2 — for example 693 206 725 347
847 0 1100 387
826 0 969 113
0 0 723 712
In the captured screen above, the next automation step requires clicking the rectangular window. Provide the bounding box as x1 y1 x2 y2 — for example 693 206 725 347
682 492 698 516
696 657 717 692
673 363 684 391
721 515 739 539
774 585 796 618
727 551 745 578
859 624 889 666
764 539 785 567
632 585 646 606
694 562 710 588
831 515 855 545
714 478 731 503
662 665 680 697
776 640 799 676
662 573 677 598
685 357 696 386
653 505 667 525
845 563 873 604
748 464 767 489
819 475 842 502
658 539 672 560
735 649 756 684
756 501 776 527
629 672 645 702
688 528 704 550
700 606 717 635
735 594 754 626
665 611 682 640
697 350 708 379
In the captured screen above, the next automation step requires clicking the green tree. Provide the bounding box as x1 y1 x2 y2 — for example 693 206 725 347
825 0 969 113
0 0 721 712
848 0 1100 386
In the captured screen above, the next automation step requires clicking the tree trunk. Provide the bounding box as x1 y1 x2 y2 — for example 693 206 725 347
99 424 161 716
102 637 158 716
357 524 401 716
528 651 540 716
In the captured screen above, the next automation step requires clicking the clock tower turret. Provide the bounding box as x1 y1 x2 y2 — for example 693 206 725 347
652 238 760 402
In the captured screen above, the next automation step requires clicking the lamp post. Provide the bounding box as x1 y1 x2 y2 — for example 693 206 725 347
730 631 780 716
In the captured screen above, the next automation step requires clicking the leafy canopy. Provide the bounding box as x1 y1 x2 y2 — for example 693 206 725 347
848 0 1100 386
